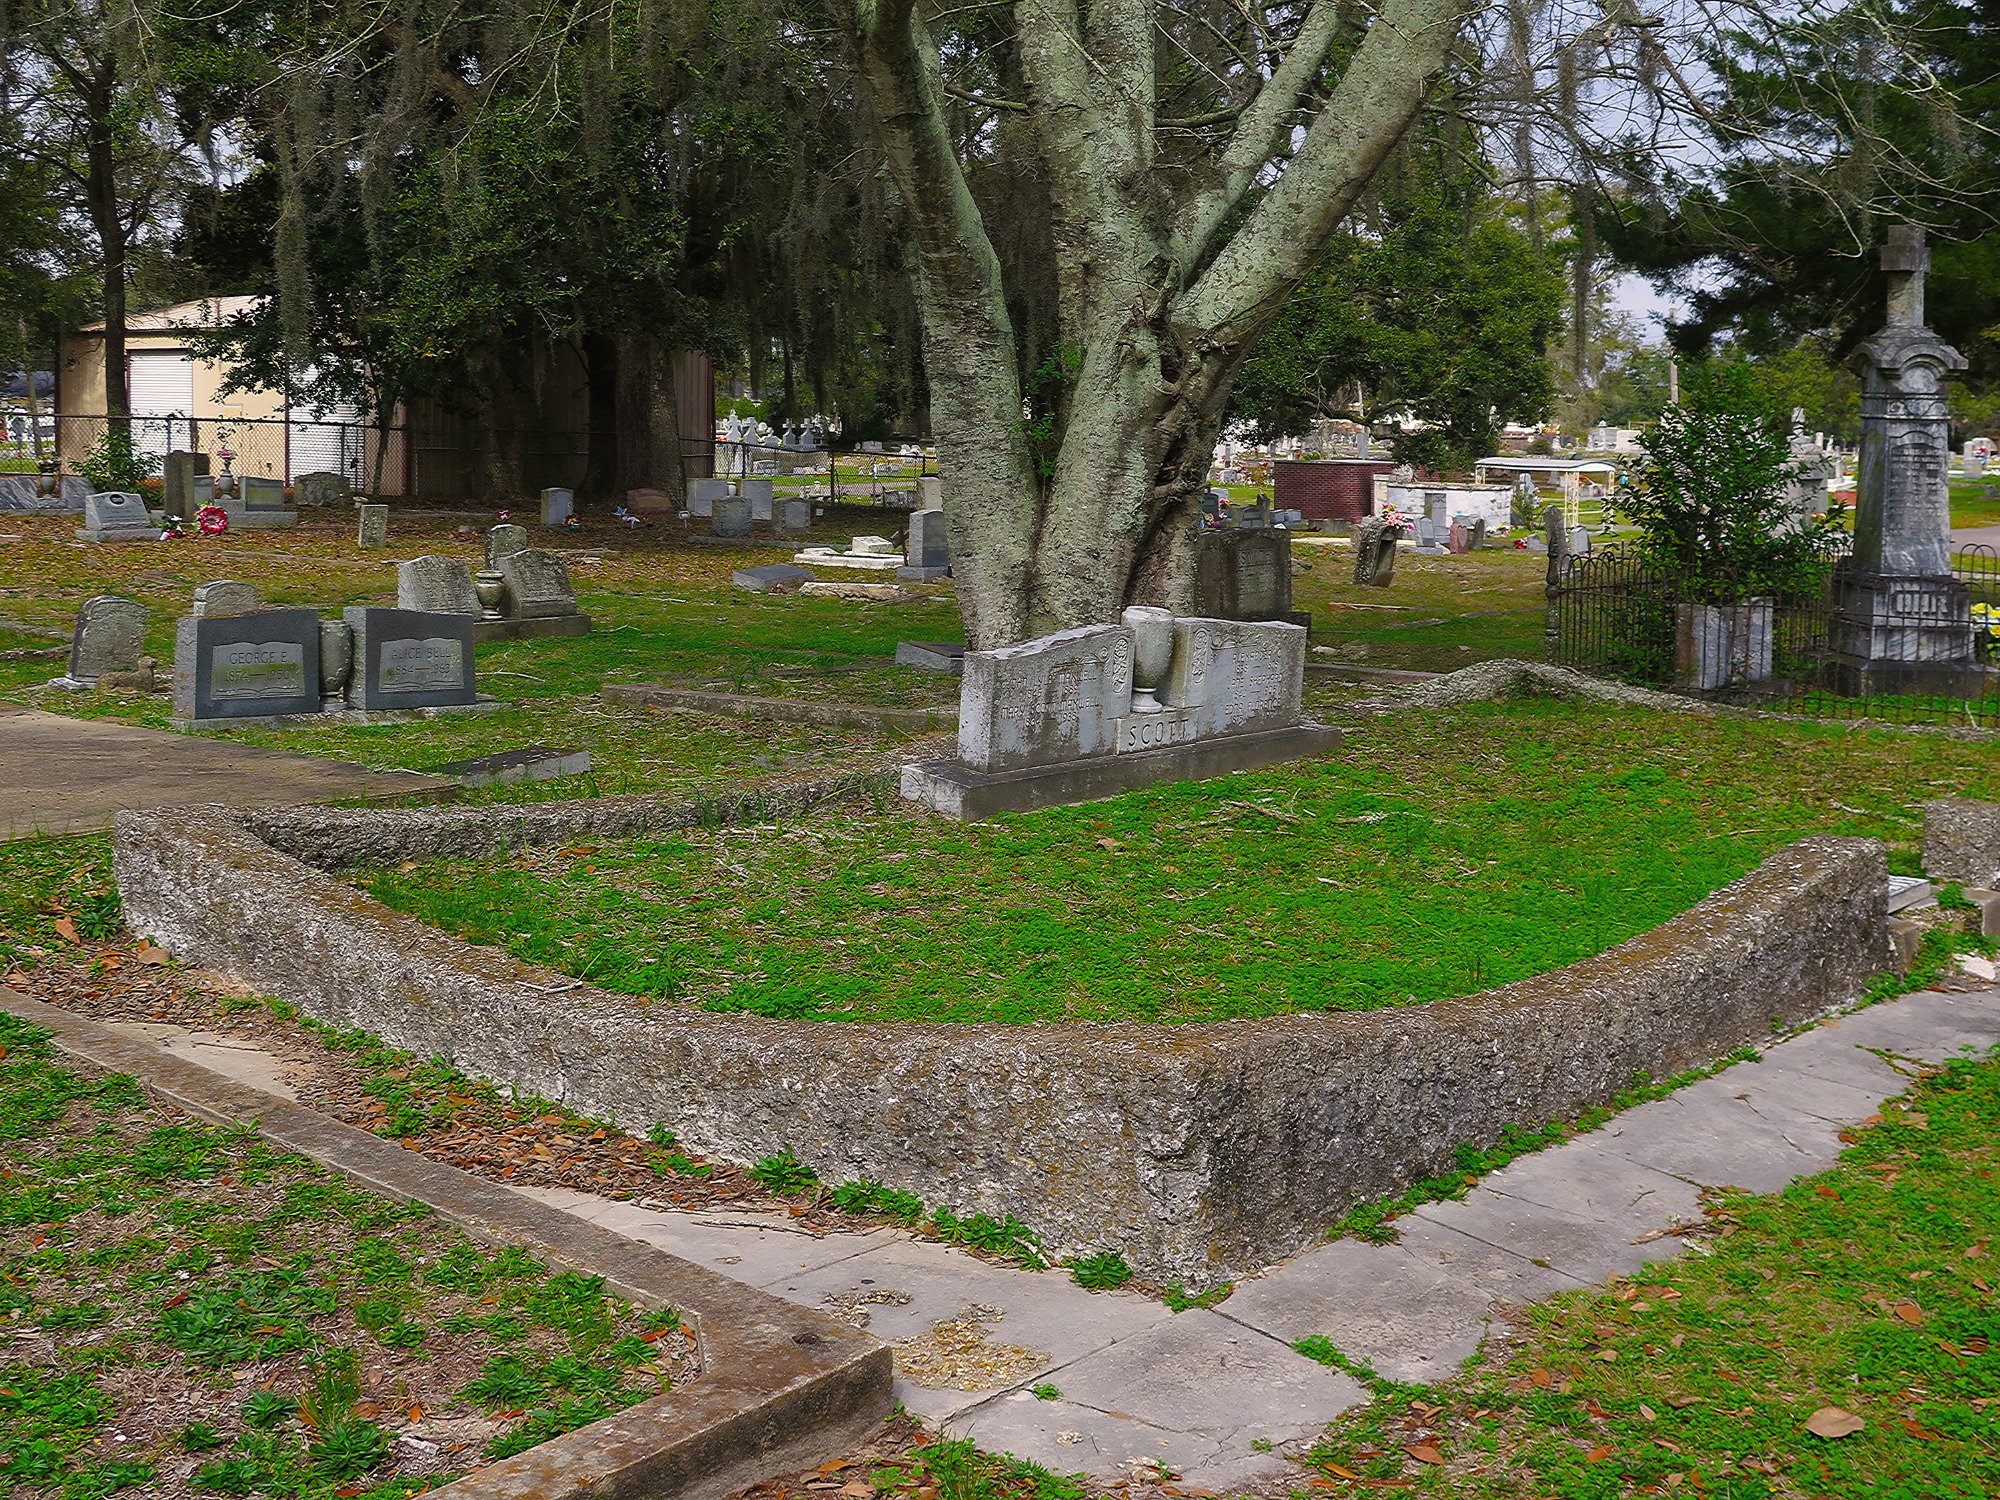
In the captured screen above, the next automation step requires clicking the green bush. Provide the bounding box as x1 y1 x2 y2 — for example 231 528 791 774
74 427 159 493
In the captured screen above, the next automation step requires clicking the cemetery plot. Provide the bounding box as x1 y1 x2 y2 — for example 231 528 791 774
363 697 2000 1025
1298 543 1549 671
0 1015 696 1500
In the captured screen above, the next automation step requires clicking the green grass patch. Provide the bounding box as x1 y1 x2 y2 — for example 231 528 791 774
1298 1051 2000 1498
364 697 2000 1024
0 1014 691 1497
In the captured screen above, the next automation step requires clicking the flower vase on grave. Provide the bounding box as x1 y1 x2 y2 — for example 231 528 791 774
474 570 508 620
1122 606 1174 713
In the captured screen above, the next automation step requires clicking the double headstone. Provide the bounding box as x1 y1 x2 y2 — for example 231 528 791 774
686 477 729 518
232 475 297 528
76 491 155 543
292 470 351 508
776 497 812 535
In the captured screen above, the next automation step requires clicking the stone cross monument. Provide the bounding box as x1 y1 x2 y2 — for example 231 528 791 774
1828 224 1981 695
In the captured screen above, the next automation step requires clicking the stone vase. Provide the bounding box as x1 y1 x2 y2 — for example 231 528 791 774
319 621 353 705
474 569 508 620
1122 605 1174 713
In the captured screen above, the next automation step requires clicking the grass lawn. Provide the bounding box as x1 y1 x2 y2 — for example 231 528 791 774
0 511 960 800
1296 544 1549 672
363 697 2000 1025
0 1014 694 1500
1951 478 2000 532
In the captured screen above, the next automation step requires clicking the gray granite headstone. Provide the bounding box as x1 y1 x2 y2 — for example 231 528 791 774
741 478 774 521
776 498 812 535
357 504 389 548
540 487 575 526
192 580 264 618
713 496 753 538
906 509 951 570
163 451 210 519
396 555 480 615
239 475 288 512
1194 530 1291 620
957 624 1135 773
496 548 578 618
64 597 149 685
173 608 322 721
343 607 478 709
687 478 729 518
292 471 351 507
76 491 154 541
485 523 529 569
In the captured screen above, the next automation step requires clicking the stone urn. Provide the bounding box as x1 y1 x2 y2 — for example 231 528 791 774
1121 605 1174 713
473 569 508 620
319 621 353 704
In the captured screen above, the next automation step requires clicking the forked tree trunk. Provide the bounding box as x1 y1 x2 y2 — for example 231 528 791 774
850 0 1469 648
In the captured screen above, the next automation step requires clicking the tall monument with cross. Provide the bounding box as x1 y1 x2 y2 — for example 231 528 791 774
1827 224 1982 695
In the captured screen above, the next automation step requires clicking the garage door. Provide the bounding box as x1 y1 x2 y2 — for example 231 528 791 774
288 383 365 484
127 350 193 465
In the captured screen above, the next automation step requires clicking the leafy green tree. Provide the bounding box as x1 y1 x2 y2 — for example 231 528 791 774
1230 166 1564 472
1621 364 1845 604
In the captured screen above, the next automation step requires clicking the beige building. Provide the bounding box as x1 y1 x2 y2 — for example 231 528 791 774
57 297 713 499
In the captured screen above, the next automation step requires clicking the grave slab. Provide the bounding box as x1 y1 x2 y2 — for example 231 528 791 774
896 641 966 675
734 564 812 593
0 708 449 839
430 745 590 788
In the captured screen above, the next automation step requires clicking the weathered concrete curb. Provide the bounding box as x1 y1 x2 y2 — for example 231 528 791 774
603 681 955 733
114 785 1896 1284
0 988 892 1500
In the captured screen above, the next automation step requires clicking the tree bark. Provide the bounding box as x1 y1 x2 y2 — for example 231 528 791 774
81 62 129 422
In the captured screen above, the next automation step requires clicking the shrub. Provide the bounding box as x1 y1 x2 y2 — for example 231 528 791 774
74 427 159 493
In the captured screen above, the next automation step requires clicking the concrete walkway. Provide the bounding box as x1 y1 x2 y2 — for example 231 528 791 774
130 985 2000 1491
0 706 449 838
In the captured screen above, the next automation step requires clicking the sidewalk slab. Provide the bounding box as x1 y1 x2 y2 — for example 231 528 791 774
0 708 450 838
1593 1094 1844 1193
1409 1185 1683 1282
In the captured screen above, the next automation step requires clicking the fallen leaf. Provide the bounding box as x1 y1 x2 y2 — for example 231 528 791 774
838 1483 874 1499
52 916 78 943
1804 1407 1865 1439
1892 1301 1925 1325
1320 1463 1361 1479
1403 1444 1443 1465
1094 837 1123 851
407 1402 423 1423
1904 1111 1929 1129
131 941 170 965
1595 1348 1619 1361
1586 1445 1613 1462
1529 1368 1554 1389
1639 1404 1658 1422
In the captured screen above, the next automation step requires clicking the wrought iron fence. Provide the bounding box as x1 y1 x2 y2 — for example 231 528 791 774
1548 541 2000 727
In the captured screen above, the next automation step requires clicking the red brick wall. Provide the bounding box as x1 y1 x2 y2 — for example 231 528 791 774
1274 459 1394 520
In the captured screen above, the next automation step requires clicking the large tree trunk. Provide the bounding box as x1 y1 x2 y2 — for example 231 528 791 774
82 66 128 422
850 0 1467 648
582 333 619 498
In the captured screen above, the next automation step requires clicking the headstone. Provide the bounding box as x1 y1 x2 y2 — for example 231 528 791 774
853 535 898 556
625 487 673 512
76 491 155 542
734 564 813 593
1967 453 1987 482
918 476 943 509
1447 522 1469 555
239 476 287 512
776 498 812 535
1194 530 1292 621
740 477 775 520
900 508 952 581
1542 504 1569 589
1352 519 1399 587
397 556 481 616
0 472 90 511
191 580 264 618
1468 518 1488 550
1829 224 1979 695
357 503 389 548
292 471 351 508
496 548 579 619
957 624 1135 772
485 523 530 570
713 495 753 538
896 641 967 676
1158 618 1308 742
1784 417 1835 526
1568 526 1591 556
540 488 575 526
343 607 477 709
173 608 322 722
61 597 148 687
163 451 210 520
687 477 730 518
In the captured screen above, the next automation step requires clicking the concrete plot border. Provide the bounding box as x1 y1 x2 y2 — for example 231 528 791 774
602 681 955 734
0 988 892 1500
113 782 1897 1286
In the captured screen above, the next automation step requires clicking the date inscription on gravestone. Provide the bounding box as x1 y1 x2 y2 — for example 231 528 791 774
379 636 466 695
210 640 307 700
